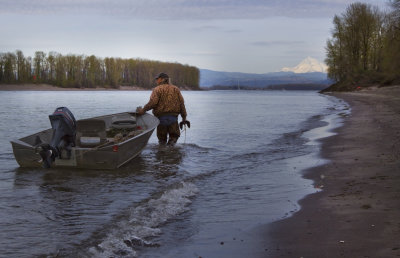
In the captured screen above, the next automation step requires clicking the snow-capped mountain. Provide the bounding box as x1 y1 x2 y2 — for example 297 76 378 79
200 68 331 88
281 57 328 73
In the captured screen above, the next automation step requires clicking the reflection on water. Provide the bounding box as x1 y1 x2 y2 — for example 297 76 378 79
154 145 184 179
0 90 348 257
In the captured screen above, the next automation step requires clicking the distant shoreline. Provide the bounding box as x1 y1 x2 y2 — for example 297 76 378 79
0 83 327 91
0 84 149 91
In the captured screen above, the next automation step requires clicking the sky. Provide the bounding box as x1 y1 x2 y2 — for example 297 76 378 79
0 0 390 73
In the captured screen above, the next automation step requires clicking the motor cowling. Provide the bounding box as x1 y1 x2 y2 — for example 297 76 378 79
38 107 76 168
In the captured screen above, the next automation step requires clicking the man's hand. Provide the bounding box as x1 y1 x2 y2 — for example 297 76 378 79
137 108 145 116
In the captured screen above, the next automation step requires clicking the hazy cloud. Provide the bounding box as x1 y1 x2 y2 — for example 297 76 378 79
225 29 242 33
176 51 222 57
192 25 221 32
252 40 305 47
0 0 389 19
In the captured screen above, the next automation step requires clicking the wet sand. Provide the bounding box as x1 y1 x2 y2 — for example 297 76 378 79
267 86 400 257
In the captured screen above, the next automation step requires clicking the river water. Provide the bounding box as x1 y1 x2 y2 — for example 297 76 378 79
0 90 348 257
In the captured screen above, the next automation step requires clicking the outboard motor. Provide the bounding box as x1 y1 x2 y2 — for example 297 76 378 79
38 107 76 168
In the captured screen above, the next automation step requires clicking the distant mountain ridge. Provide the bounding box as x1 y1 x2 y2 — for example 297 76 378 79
200 70 331 88
200 57 331 89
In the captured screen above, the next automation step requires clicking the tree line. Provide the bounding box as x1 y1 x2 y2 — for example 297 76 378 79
0 50 200 89
325 1 400 90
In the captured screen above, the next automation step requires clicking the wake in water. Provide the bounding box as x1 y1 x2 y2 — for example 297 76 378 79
49 143 212 258
87 182 198 258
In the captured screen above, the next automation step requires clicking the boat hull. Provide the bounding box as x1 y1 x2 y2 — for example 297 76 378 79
11 112 159 169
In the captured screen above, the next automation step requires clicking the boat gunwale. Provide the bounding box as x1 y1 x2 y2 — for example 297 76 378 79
10 112 159 150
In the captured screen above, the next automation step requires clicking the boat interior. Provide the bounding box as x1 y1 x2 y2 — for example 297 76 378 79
20 112 147 149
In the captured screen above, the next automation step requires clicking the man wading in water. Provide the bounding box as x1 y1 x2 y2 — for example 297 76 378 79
137 73 190 145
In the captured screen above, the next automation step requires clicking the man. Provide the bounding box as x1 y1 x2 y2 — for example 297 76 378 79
137 72 190 145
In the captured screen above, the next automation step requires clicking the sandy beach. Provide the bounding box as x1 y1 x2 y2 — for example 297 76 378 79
266 86 400 257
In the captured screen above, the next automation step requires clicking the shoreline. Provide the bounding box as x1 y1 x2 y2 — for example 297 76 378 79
0 84 199 91
0 84 148 91
265 85 400 257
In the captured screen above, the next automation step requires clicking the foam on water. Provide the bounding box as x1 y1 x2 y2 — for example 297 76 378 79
303 100 351 145
87 182 198 257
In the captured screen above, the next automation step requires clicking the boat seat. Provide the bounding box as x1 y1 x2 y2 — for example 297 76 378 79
76 119 107 147
111 116 136 129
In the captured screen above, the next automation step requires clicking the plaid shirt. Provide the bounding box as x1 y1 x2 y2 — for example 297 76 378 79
143 84 187 120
